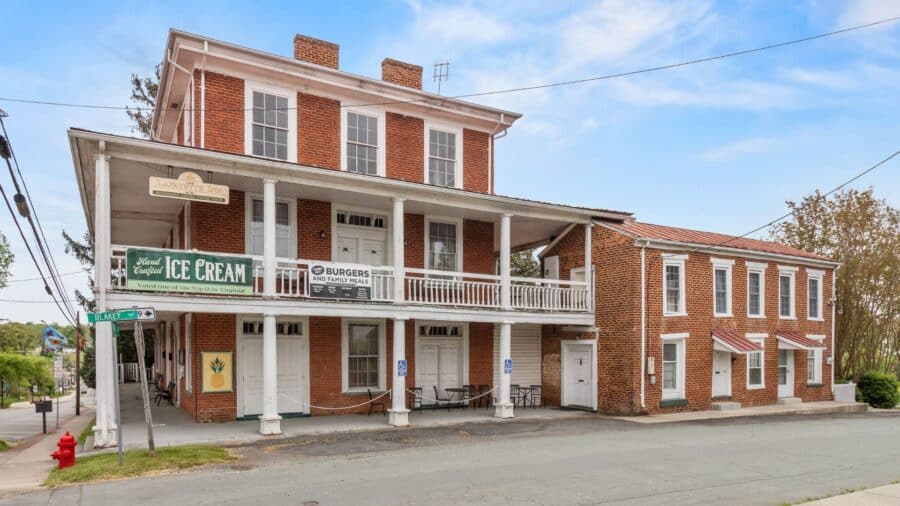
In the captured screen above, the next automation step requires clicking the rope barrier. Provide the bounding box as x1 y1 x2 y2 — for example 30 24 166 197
277 390 392 411
408 387 496 405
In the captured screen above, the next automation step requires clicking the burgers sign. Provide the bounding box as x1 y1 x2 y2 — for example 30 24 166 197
308 262 373 300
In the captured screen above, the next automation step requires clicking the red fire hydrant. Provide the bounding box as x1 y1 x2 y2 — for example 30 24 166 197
51 432 77 469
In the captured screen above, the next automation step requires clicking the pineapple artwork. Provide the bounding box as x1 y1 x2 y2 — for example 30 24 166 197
201 352 233 393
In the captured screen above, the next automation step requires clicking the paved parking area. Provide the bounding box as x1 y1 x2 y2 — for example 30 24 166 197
0 394 83 443
5 411 900 505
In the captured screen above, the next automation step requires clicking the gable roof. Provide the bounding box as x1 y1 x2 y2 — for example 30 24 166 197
602 221 835 264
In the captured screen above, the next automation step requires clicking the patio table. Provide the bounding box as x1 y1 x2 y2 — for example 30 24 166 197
445 387 468 408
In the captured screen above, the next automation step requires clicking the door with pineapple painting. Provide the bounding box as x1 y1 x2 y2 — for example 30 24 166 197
238 319 309 417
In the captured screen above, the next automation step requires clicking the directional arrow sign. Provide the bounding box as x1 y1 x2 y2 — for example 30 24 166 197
88 307 157 323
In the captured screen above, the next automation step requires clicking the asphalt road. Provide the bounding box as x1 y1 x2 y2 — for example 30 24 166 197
6 412 900 505
0 395 81 442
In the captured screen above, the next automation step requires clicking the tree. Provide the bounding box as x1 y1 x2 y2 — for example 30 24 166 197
770 188 900 380
0 323 34 354
126 64 161 138
0 232 13 288
511 249 541 278
63 230 96 386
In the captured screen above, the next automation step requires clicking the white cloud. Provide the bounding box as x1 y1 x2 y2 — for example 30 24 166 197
607 78 802 110
698 137 778 162
779 67 860 90
837 0 900 29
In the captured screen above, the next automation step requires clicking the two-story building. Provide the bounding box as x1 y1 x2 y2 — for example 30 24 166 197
72 30 632 446
540 220 838 414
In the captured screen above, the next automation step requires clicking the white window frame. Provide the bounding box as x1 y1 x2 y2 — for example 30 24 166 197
746 262 767 318
662 254 688 317
424 216 463 273
807 334 825 384
745 333 766 390
711 258 734 317
243 81 297 163
806 269 825 321
661 333 687 400
244 193 297 259
340 107 386 177
424 120 463 189
777 265 798 320
341 318 387 393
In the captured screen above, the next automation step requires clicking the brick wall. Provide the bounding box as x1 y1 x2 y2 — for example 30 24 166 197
463 129 490 193
463 219 494 275
184 313 237 422
298 93 340 169
191 190 244 253
382 59 422 89
294 35 339 69
404 214 425 268
197 71 244 154
298 199 331 260
470 323 495 387
386 113 424 183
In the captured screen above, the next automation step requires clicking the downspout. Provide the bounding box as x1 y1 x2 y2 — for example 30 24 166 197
831 265 839 396
488 113 506 194
639 240 647 410
165 48 195 144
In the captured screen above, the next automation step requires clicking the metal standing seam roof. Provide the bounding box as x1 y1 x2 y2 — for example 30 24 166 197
603 221 833 263
712 329 764 354
776 330 827 349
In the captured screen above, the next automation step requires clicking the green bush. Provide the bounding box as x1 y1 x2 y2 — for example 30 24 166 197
856 371 900 408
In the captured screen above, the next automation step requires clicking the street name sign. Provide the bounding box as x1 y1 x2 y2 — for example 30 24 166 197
88 307 157 323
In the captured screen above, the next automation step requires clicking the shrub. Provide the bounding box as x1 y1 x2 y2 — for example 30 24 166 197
856 371 900 409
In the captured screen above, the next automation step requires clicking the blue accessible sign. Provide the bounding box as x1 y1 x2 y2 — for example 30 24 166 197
503 358 513 374
397 359 408 377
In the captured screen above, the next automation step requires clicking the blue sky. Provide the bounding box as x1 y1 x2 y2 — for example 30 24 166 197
1 0 899 322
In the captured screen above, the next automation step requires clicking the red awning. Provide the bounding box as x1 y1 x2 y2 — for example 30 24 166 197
776 330 826 350
712 329 763 354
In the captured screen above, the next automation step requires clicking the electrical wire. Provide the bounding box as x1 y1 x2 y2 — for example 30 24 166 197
1 15 899 113
4 270 84 283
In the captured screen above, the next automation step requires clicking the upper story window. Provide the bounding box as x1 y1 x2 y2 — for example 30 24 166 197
247 196 294 258
778 265 797 319
663 254 687 316
746 262 767 318
427 219 460 272
711 258 733 317
346 112 378 175
807 269 824 320
426 124 462 188
251 91 289 160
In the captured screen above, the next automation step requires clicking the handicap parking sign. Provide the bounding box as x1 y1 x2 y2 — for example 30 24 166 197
397 359 407 377
503 358 513 374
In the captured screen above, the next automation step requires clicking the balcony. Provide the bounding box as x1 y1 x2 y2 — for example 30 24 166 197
110 245 592 313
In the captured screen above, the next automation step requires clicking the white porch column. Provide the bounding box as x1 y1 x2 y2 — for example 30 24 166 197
495 321 514 418
584 222 593 305
93 149 117 447
392 197 405 304
259 313 281 434
263 179 277 298
388 317 409 427
500 213 512 309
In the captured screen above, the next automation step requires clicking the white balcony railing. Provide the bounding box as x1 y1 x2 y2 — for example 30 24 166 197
110 245 590 313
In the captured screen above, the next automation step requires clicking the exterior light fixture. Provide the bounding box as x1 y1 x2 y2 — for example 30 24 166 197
319 230 326 239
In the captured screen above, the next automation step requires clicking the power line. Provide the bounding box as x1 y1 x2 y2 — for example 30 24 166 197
0 297 81 304
4 270 84 283
1 15 899 113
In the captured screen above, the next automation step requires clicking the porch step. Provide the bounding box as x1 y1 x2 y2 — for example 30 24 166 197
711 401 741 411
777 397 802 406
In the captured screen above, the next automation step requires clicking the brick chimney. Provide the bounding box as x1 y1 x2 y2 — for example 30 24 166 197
381 58 423 90
293 34 339 69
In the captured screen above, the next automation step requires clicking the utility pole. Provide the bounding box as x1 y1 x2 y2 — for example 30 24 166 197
75 311 81 416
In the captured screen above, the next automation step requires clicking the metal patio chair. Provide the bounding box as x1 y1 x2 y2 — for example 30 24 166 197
367 389 386 416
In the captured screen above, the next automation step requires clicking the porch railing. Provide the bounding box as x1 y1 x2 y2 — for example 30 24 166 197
110 245 590 313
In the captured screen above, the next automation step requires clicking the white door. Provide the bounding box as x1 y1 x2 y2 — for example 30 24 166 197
336 230 387 266
544 255 559 280
336 236 358 264
240 335 309 416
712 350 732 397
778 350 794 397
563 344 593 408
416 340 462 405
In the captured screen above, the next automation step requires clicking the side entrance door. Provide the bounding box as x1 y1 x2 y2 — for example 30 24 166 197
239 331 309 417
778 349 794 397
416 339 463 405
711 350 732 398
562 342 595 409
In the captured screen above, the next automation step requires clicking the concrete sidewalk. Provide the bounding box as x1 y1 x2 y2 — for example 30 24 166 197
804 483 900 504
0 408 95 497
611 400 868 424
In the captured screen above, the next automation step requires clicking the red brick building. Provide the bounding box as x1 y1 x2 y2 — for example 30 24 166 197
540 221 838 415
72 30 629 446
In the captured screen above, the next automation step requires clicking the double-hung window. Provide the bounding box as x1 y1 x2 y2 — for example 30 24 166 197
343 321 385 392
427 127 460 188
426 219 459 273
746 334 766 389
807 269 824 320
746 262 767 318
663 254 687 316
807 335 824 384
711 258 733 317
346 112 378 175
247 197 292 258
251 91 289 160
778 266 797 319
661 333 687 400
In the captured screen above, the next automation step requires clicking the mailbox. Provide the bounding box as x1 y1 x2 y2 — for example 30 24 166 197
35 400 53 413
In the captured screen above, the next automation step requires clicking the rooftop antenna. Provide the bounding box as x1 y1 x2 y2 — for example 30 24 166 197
433 59 450 94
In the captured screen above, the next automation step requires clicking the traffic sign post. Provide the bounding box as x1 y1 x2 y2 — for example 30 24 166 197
87 307 156 324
